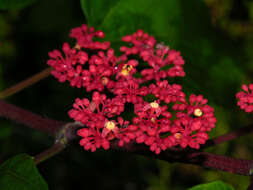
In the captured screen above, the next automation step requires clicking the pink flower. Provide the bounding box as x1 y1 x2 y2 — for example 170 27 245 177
69 24 110 50
149 80 186 104
47 43 88 87
68 92 127 151
236 84 253 113
84 49 117 91
120 31 185 82
171 116 209 149
133 100 174 154
112 78 148 104
49 25 218 153
173 94 216 132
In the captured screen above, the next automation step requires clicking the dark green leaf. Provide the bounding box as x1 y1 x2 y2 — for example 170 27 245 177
0 0 37 10
188 181 235 190
80 0 245 104
0 154 48 190
80 0 120 27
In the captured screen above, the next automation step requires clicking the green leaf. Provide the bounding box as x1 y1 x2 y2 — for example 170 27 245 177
0 0 37 10
80 0 245 103
188 181 235 190
80 0 120 27
0 154 48 190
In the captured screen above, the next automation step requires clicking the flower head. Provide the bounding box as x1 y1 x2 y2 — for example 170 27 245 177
48 25 218 153
236 84 253 113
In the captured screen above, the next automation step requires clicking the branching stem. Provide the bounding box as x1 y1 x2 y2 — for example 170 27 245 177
0 67 52 99
1 99 253 177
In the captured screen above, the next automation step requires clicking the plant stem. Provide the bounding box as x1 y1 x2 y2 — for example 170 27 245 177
248 176 253 190
1 99 253 176
34 142 65 165
203 123 253 148
33 122 81 165
112 142 253 176
0 67 52 99
0 100 64 136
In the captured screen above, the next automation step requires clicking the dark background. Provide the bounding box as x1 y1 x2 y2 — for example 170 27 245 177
1 0 253 189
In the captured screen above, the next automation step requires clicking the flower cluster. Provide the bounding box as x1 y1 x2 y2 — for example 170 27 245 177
236 84 253 113
47 24 217 154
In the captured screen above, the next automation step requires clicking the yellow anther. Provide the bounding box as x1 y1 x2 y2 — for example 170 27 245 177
194 108 203 117
101 77 109 85
123 64 133 71
105 121 116 130
120 64 133 76
121 69 130 76
151 117 156 123
174 133 182 139
74 43 81 49
150 102 159 109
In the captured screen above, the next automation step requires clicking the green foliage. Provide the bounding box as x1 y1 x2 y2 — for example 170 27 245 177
80 0 251 189
0 154 48 190
81 0 120 28
0 0 37 10
80 0 244 105
188 181 234 190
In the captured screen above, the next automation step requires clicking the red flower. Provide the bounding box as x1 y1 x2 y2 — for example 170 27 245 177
149 80 186 104
112 78 148 104
133 100 174 154
48 25 217 153
47 43 88 87
68 92 127 151
69 24 110 50
140 47 185 81
236 84 253 113
84 49 117 91
120 29 156 56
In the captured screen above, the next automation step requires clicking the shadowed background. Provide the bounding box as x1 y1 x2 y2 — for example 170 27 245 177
0 0 253 189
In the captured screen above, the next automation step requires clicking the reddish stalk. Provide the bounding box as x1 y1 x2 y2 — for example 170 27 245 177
1 99 253 176
0 100 64 136
203 124 253 148
34 142 66 165
0 67 52 99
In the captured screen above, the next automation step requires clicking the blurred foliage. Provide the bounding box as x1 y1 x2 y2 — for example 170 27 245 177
188 180 234 190
0 154 48 190
0 0 253 189
0 0 37 10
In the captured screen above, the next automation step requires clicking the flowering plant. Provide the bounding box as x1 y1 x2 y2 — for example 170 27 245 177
1 0 253 189
47 25 217 154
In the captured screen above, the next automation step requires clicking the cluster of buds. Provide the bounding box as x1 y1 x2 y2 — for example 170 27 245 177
236 84 253 113
47 24 217 154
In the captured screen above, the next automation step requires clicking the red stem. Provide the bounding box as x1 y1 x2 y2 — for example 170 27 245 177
1 99 253 176
0 100 64 136
0 67 52 99
112 142 253 176
203 123 253 148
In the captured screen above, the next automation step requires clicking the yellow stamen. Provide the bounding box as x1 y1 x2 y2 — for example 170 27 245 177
121 69 130 76
120 64 133 76
105 121 116 130
101 77 109 85
194 108 203 117
150 102 159 109
74 44 81 49
151 117 156 123
174 133 182 139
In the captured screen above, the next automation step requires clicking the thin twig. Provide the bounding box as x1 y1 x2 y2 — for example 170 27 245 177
203 123 253 148
248 176 253 190
0 100 64 136
34 142 66 165
0 67 52 99
1 99 253 176
112 142 253 176
33 122 81 165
